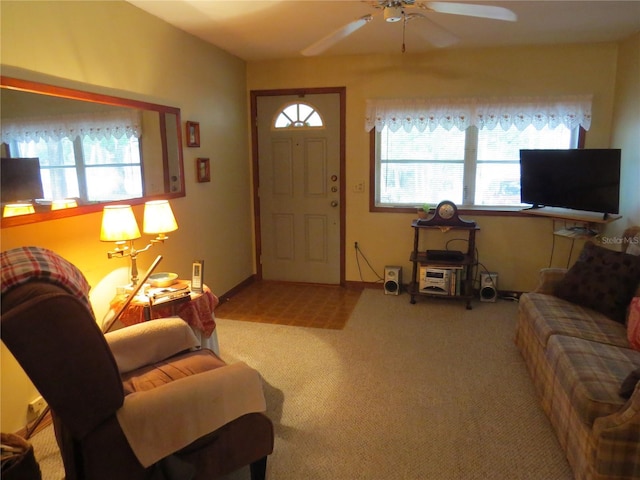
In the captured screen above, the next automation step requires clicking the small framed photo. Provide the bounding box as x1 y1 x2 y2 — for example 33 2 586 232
186 121 200 147
197 158 210 183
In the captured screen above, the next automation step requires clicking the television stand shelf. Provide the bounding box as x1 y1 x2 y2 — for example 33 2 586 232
520 207 621 224
521 207 621 240
553 227 598 239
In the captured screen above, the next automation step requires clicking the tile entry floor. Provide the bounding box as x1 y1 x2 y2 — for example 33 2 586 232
214 281 363 329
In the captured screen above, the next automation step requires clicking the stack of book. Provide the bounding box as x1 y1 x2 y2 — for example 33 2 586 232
148 283 191 309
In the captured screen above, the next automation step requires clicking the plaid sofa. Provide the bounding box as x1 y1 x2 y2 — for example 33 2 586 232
516 267 640 480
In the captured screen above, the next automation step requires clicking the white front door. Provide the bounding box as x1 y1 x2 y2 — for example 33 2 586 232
255 91 343 284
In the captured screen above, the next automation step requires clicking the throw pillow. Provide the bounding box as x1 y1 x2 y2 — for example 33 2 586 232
619 367 640 399
628 297 640 350
554 242 640 323
627 242 640 256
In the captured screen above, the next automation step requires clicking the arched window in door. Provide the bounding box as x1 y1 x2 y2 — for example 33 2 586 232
274 102 324 129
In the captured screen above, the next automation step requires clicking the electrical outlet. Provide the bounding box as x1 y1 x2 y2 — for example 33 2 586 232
28 396 47 417
353 181 365 193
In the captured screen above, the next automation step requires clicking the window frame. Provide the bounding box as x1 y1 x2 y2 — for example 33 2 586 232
368 127 586 216
11 134 144 203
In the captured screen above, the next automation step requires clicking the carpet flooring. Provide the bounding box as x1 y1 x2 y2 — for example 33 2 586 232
31 288 573 479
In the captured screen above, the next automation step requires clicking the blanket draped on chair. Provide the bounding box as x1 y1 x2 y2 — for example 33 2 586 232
0 246 94 315
116 361 267 467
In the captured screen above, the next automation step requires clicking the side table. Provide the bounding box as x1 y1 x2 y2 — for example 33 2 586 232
108 282 220 354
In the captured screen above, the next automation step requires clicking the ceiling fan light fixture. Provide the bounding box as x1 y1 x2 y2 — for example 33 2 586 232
384 6 403 22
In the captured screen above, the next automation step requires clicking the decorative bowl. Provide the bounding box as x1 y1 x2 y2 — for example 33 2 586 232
149 272 178 288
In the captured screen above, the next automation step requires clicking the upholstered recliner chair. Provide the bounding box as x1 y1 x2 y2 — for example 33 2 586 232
1 246 274 480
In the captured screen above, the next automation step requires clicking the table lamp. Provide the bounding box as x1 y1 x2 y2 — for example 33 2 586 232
143 200 178 240
100 201 178 286
51 199 78 211
3 203 35 218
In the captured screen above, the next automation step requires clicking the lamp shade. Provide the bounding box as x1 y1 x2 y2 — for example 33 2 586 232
3 203 35 218
100 205 141 242
143 200 178 235
51 199 78 211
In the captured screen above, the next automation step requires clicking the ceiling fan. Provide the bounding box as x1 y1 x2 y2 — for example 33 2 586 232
301 1 517 56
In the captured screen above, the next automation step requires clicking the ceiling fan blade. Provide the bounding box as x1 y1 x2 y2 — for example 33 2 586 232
407 13 459 48
422 2 517 22
301 14 374 56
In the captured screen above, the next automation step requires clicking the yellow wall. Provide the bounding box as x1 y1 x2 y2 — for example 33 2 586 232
0 0 253 432
246 41 638 288
610 33 640 234
1 0 637 433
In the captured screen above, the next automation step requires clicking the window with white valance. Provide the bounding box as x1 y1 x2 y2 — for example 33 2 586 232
1 110 142 144
2 110 143 203
365 95 592 133
368 95 592 209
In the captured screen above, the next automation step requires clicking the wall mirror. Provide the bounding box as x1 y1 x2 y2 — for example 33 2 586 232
1 76 185 228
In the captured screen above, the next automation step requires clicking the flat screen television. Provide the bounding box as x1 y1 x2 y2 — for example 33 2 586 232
520 149 621 215
1 157 44 203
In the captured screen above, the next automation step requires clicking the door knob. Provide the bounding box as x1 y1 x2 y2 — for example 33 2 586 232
331 201 338 207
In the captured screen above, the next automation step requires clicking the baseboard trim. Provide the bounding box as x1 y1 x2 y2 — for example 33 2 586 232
344 280 382 290
15 411 52 438
218 274 258 305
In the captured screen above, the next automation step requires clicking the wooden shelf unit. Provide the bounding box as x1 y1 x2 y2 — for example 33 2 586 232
408 221 479 310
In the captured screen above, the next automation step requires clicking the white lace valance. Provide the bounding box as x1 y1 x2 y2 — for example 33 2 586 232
365 95 592 133
1 110 142 144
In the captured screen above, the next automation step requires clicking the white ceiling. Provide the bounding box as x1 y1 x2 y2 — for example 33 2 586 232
128 1 640 61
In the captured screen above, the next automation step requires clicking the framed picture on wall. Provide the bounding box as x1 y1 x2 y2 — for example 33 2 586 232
197 158 210 183
186 121 200 147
